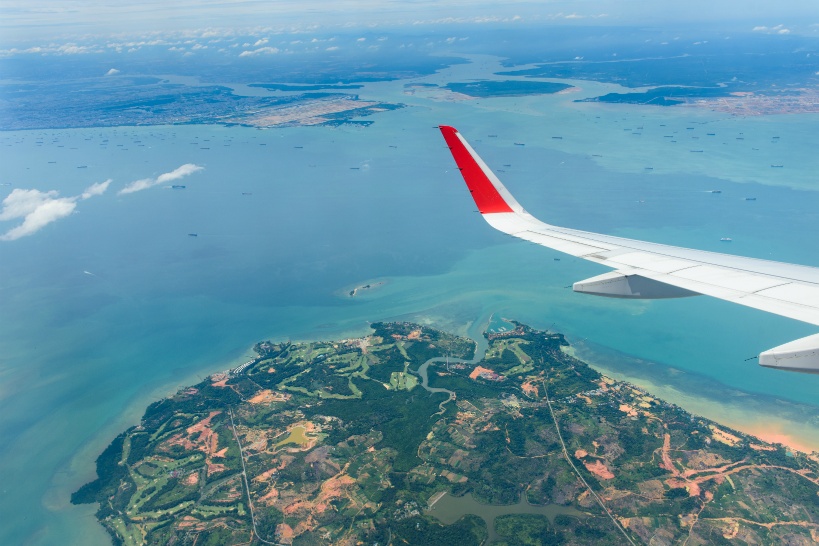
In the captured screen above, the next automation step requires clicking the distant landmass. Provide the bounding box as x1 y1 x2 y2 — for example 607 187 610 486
74 322 819 545
0 79 403 130
574 87 819 115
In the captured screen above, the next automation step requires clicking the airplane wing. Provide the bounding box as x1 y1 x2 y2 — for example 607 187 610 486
439 125 819 374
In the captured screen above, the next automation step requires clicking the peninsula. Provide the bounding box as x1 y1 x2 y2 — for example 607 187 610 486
74 322 819 545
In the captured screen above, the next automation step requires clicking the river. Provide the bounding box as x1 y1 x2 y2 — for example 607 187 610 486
413 325 587 544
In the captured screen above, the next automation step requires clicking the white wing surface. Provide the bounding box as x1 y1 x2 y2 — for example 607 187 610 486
439 125 819 374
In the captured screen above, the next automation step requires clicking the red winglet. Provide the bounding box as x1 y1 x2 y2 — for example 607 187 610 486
439 125 514 214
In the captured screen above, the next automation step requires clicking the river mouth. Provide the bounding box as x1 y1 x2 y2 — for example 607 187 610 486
427 491 587 544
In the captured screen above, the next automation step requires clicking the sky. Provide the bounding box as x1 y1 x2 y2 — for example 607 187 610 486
2 0 818 44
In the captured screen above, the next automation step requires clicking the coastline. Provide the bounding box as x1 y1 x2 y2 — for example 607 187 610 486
565 344 819 454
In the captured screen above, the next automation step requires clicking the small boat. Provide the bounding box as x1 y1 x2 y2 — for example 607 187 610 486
172 185 186 189
745 197 757 201
771 165 784 168
710 190 722 194
720 238 732 242
513 142 525 146
77 165 87 169
188 233 198 237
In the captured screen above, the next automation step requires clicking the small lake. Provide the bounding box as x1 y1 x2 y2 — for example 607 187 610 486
275 426 309 448
427 492 586 544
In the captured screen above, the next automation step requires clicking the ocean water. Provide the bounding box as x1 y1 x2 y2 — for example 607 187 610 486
1 56 819 545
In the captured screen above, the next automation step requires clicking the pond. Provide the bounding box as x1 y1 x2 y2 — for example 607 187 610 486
427 491 587 544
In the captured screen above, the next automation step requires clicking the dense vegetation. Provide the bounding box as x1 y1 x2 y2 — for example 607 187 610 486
74 322 819 545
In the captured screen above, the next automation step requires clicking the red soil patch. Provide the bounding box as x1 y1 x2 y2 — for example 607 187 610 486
584 459 615 480
469 366 494 380
521 381 539 397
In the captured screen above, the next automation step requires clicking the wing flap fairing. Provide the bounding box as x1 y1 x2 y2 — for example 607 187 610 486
573 271 699 299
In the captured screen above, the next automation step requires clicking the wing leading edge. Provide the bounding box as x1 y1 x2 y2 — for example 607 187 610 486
439 125 819 374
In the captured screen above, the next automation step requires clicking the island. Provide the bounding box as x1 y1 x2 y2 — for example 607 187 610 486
73 322 819 545
348 281 385 297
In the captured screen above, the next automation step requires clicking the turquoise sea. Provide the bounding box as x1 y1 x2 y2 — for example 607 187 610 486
1 56 819 544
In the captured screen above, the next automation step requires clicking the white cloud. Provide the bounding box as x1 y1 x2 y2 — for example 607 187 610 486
156 164 203 184
0 180 112 241
105 68 120 75
0 195 76 241
356 37 366 42
81 179 112 199
253 38 268 46
119 177 154 194
119 164 203 195
239 46 280 57
326 46 339 51
56 44 92 54
754 24 791 34
0 189 61 221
